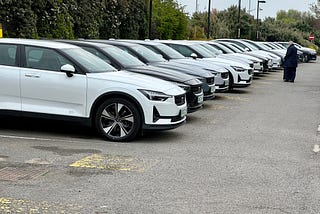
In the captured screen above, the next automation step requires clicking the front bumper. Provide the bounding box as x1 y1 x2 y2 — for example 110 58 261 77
186 90 204 113
214 72 229 92
142 93 187 127
233 69 253 87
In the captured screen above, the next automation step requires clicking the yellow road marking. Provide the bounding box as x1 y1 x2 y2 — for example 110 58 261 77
218 95 249 101
70 154 154 172
0 197 82 213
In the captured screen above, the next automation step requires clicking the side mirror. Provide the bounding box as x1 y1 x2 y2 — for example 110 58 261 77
218 50 223 54
244 48 250 51
190 53 198 59
61 64 75 77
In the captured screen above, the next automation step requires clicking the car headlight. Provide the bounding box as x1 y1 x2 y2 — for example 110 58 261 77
204 69 218 75
175 83 190 92
138 89 172 101
231 66 245 72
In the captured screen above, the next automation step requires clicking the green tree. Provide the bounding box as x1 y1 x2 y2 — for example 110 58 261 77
119 0 148 39
72 0 103 39
0 0 37 38
151 0 188 39
33 0 74 39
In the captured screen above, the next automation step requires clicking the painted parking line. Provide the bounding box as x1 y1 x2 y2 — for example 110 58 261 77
70 154 158 172
312 124 320 153
0 197 83 213
0 134 84 144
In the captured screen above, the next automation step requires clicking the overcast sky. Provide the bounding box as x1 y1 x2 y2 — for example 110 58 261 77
176 0 317 19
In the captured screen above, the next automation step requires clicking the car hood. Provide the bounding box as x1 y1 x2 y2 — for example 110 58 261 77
299 47 317 54
124 65 202 86
232 53 263 62
202 58 251 70
217 54 253 64
86 70 185 95
151 61 214 78
167 58 228 74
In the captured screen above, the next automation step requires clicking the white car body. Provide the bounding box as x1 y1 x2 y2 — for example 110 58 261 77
0 39 187 141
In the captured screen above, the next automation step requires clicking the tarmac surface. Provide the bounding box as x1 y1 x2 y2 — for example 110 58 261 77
0 60 319 213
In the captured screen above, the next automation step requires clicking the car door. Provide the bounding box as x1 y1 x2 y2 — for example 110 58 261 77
20 45 87 117
0 44 21 111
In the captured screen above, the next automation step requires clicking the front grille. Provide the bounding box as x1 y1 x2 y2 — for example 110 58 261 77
221 72 229 79
206 77 215 85
174 94 186 106
263 61 268 70
191 85 202 94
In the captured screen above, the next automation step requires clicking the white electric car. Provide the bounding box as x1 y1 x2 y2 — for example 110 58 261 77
0 39 187 141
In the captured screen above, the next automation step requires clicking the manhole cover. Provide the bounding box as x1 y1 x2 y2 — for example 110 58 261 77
0 166 49 181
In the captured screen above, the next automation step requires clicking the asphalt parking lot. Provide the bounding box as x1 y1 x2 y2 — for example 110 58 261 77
0 60 320 213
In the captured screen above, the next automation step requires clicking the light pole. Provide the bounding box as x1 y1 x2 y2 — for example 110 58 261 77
149 0 152 39
237 0 241 38
207 0 211 39
256 0 266 40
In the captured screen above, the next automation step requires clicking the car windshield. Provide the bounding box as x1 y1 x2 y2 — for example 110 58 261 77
240 41 259 51
155 44 185 59
62 48 116 73
223 43 242 53
191 44 216 58
263 43 276 49
258 43 272 50
200 43 220 55
209 43 234 54
102 46 145 67
131 45 166 63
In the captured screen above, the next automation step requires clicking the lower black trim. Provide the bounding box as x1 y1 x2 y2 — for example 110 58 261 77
0 110 91 125
204 94 215 100
142 120 186 131
187 104 203 113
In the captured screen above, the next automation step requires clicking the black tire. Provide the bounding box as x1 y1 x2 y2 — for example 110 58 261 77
228 72 234 92
94 98 141 142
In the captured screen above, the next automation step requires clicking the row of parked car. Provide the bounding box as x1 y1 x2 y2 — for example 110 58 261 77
0 38 316 142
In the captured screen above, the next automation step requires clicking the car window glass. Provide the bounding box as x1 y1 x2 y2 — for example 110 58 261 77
191 44 215 57
62 48 116 73
102 46 145 67
130 45 165 63
25 46 73 72
168 44 193 57
155 44 185 59
201 44 219 55
0 44 17 66
81 46 111 64
145 45 161 54
117 46 139 58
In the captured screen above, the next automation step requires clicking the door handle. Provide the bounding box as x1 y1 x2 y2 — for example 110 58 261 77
25 74 40 78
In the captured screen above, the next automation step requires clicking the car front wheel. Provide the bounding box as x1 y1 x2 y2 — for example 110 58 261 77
94 98 141 142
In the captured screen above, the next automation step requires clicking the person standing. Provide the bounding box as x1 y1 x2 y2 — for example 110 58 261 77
283 41 298 82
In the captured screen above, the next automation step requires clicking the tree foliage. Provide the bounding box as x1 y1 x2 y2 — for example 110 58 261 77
0 0 319 51
187 4 319 51
0 0 150 39
151 0 188 39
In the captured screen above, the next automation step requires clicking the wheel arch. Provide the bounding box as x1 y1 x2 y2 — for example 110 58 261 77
90 92 145 125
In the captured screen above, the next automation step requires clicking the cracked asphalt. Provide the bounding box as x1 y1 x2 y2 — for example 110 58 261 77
0 60 319 213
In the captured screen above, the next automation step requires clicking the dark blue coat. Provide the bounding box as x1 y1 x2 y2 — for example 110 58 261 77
284 44 298 68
